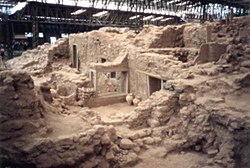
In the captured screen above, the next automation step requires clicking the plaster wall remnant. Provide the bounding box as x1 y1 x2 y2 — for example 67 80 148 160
194 42 227 64
206 24 213 42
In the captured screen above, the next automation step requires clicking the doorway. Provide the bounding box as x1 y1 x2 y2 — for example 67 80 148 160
148 76 162 96
72 44 77 68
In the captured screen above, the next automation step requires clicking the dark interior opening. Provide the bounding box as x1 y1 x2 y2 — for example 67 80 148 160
101 58 107 63
149 76 161 96
72 45 77 68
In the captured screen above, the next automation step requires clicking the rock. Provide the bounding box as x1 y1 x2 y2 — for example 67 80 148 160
195 145 202 151
123 152 138 166
105 150 114 160
147 119 160 128
142 137 154 145
155 105 171 112
120 138 135 149
101 134 111 145
134 139 144 147
13 94 19 100
207 148 219 156
129 132 139 140
3 77 13 85
230 122 239 129
210 97 225 103
241 60 250 67
93 125 105 135
137 128 152 138
153 137 162 144
0 115 8 124
133 146 141 153
171 134 182 140
50 89 58 97
65 158 75 165
58 137 73 147
36 154 54 167
133 96 141 106
61 93 76 105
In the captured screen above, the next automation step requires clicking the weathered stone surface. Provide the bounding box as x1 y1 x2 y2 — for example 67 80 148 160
120 139 135 149
142 137 154 145
195 43 227 64
122 152 138 166
207 148 219 156
105 150 114 160
147 119 160 128
101 134 111 145
241 60 250 68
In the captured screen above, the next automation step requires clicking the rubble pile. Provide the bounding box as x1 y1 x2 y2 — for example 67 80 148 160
4 38 69 75
48 68 93 106
214 17 250 74
0 70 46 163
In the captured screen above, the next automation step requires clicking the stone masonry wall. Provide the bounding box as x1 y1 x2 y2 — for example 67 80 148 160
68 29 128 74
0 71 44 141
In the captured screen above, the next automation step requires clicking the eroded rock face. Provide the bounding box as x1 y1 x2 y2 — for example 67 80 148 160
0 71 43 119
0 71 45 161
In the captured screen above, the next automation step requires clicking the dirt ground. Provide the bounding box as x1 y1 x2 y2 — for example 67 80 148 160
136 148 208 168
91 103 135 124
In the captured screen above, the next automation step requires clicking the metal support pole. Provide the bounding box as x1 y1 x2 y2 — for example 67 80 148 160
32 19 39 48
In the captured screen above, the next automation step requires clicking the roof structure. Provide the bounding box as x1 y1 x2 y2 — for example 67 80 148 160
0 0 249 47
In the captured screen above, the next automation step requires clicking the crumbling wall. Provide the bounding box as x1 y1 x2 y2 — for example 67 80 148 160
195 42 227 64
5 38 69 75
145 48 199 62
183 24 207 48
0 71 44 141
68 28 131 74
47 67 94 108
134 25 185 48
212 15 250 44
0 71 139 168
125 75 250 168
128 52 183 99
14 125 119 168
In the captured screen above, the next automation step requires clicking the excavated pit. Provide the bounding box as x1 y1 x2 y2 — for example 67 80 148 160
0 15 250 168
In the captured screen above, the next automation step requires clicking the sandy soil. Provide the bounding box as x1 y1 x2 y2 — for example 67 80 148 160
136 147 208 168
91 103 135 123
44 112 92 138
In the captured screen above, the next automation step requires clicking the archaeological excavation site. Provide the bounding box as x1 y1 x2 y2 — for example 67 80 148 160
0 0 250 168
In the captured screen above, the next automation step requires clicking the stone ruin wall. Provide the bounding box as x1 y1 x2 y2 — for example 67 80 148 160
68 29 126 74
183 23 207 48
0 71 45 142
128 24 205 100
67 24 208 100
